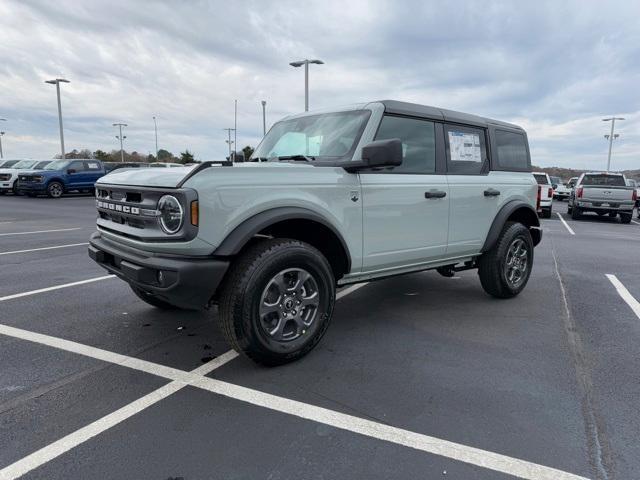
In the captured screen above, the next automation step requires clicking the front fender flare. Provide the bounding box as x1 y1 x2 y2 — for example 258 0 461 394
213 206 352 272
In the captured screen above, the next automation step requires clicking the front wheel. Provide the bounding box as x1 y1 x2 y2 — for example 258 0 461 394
478 222 534 299
218 239 335 366
47 181 64 198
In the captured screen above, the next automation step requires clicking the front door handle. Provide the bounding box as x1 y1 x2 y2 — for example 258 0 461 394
425 190 447 199
484 189 501 197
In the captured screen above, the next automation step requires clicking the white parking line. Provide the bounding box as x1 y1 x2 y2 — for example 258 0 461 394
0 242 88 256
0 227 82 237
0 350 239 480
632 220 640 225
606 274 640 319
336 282 369 299
0 277 589 480
556 213 575 235
0 276 114 302
0 320 589 480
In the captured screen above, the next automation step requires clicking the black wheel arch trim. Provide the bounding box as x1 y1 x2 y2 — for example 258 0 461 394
482 200 541 253
213 207 352 272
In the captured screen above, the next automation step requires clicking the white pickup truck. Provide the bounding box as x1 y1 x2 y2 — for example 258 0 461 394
533 172 553 218
568 172 636 223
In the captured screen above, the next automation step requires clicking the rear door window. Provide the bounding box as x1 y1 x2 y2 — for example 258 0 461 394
85 161 101 170
581 174 626 186
444 124 487 174
68 161 85 172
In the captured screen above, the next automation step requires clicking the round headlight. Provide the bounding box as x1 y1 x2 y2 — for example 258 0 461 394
158 195 183 234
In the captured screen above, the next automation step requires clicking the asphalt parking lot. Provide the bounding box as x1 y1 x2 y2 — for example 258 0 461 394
1 195 639 480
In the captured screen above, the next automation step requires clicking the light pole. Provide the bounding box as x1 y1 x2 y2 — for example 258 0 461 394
223 128 235 161
261 100 266 136
0 118 5 159
113 123 128 162
289 59 324 111
45 78 70 159
602 117 624 171
153 116 158 160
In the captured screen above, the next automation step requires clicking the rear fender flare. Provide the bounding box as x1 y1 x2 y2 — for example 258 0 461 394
482 201 541 252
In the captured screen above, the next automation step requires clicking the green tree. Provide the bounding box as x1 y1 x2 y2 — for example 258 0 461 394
179 150 195 164
93 150 110 161
157 149 173 162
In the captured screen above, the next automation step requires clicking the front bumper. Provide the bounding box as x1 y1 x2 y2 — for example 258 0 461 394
17 182 46 193
88 232 229 309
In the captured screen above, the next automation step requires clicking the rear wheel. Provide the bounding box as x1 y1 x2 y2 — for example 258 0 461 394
542 206 552 219
47 181 64 198
478 222 534 299
218 238 335 366
571 206 582 220
130 285 178 310
620 212 632 224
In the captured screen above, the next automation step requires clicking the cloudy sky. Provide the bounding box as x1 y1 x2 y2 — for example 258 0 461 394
0 0 638 170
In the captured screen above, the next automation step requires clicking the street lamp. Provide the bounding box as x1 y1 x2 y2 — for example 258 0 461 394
289 59 324 111
602 117 625 171
113 123 128 162
261 100 267 136
153 116 159 160
0 118 5 159
45 78 70 159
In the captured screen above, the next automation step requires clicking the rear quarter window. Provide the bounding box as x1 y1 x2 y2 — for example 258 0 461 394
494 130 529 171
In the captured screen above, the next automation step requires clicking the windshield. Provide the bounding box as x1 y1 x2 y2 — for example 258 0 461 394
550 176 561 185
581 174 626 187
33 161 51 169
533 174 549 185
0 160 20 168
45 160 70 170
251 110 371 161
12 160 38 169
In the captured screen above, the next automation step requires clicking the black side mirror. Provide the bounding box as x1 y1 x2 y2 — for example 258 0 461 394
67 169 76 174
552 184 557 189
362 138 403 169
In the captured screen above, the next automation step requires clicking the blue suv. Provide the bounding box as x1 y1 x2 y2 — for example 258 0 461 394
17 159 106 198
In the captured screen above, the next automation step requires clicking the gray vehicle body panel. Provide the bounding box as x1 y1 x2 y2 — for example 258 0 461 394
92 100 539 299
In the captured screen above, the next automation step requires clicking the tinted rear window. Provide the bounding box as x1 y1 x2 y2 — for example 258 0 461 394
581 174 626 186
495 130 529 170
534 174 549 184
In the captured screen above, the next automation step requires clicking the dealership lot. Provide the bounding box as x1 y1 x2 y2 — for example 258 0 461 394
1 196 639 480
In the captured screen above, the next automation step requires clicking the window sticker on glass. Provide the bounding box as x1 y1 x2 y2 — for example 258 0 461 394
448 131 481 162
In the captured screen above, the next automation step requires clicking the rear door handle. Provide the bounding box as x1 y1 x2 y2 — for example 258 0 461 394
484 189 501 197
425 190 447 199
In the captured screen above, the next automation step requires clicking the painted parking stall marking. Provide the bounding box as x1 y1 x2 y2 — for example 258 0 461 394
556 213 576 235
0 242 88 256
0 275 114 302
0 281 590 480
606 274 640 320
0 227 82 237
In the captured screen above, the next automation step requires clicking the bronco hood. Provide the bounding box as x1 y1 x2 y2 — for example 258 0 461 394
98 162 321 189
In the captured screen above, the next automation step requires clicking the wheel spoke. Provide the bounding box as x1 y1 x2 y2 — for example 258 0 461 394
259 301 281 318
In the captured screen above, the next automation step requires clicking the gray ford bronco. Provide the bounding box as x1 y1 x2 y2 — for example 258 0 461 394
88 100 542 365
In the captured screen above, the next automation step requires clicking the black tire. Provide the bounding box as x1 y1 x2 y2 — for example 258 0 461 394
218 238 335 366
620 212 632 224
571 206 582 220
478 222 534 299
47 181 64 198
567 204 573 214
542 207 552 219
130 285 178 310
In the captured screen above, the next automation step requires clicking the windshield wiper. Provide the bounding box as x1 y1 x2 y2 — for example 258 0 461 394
276 155 316 162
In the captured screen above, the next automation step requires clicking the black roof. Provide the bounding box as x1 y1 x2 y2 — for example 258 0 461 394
379 100 523 131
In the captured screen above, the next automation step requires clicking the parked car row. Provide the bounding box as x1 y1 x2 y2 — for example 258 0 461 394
0 159 190 198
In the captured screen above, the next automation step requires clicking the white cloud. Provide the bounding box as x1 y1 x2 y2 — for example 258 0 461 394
0 0 638 170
